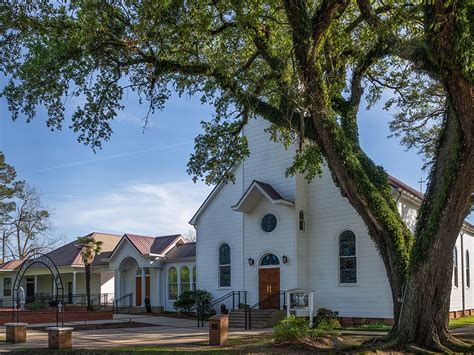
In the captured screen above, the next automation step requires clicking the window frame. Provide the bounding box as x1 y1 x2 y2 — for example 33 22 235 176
260 253 280 267
338 230 357 285
260 212 278 233
168 267 178 301
218 243 231 288
180 266 191 295
298 210 305 232
3 277 12 297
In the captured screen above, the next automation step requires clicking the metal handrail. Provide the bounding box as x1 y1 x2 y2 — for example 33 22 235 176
245 291 286 329
196 291 247 327
113 293 133 314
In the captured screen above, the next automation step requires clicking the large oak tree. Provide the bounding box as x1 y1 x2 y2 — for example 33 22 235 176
0 1 473 351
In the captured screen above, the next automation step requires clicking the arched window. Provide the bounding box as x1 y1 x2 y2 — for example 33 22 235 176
168 267 178 300
299 210 305 232
180 266 190 294
192 266 197 290
466 250 470 288
260 253 280 266
219 243 231 287
453 247 459 287
339 230 357 284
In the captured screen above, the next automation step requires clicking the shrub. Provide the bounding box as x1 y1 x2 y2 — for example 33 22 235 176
315 318 341 336
193 289 214 316
274 315 311 343
173 291 195 314
173 289 214 315
315 307 339 326
27 301 42 311
274 315 340 344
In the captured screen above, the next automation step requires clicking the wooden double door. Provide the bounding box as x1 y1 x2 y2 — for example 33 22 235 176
135 276 150 306
258 267 280 309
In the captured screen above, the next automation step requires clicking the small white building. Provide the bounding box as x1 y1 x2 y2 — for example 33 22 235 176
190 117 474 322
107 234 196 312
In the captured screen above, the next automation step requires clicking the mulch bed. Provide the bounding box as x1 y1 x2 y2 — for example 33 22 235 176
32 321 157 332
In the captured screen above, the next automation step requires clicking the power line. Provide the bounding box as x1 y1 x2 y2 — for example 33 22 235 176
20 142 193 175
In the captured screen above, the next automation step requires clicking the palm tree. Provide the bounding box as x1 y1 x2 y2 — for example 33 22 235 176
76 236 103 311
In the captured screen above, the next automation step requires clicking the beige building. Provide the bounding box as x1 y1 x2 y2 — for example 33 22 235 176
0 232 119 307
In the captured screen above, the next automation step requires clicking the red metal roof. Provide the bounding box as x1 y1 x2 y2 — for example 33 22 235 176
125 234 182 255
0 259 24 271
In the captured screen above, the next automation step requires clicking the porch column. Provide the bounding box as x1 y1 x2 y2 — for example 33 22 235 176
72 271 77 304
141 268 146 307
156 269 161 307
34 275 38 296
114 269 121 302
52 277 56 297
190 266 194 291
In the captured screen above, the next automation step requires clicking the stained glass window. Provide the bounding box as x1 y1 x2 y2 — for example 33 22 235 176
261 213 277 232
339 230 357 283
192 266 197 290
260 253 280 266
219 244 231 287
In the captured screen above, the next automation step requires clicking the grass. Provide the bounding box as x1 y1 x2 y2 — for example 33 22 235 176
341 322 392 332
449 315 474 329
12 334 370 354
340 316 474 332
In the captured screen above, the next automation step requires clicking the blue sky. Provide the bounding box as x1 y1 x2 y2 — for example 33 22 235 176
0 75 450 244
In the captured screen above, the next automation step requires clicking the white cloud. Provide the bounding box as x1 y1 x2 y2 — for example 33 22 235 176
48 180 212 239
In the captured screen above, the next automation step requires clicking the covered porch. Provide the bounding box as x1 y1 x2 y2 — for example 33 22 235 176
114 256 162 310
0 266 114 308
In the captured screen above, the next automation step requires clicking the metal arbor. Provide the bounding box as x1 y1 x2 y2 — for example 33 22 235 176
12 253 64 325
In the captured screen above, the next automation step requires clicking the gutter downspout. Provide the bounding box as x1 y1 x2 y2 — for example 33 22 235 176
460 227 466 316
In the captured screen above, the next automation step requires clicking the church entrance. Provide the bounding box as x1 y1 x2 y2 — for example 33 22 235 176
258 253 281 309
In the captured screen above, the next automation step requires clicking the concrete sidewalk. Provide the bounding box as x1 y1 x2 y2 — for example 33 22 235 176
0 314 271 352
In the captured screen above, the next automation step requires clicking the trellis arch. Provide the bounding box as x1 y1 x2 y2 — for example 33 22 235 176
13 253 64 303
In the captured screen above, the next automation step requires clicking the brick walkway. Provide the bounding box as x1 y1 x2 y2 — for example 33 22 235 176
0 314 271 352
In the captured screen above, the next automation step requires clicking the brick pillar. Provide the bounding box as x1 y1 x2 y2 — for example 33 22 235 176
5 323 28 343
46 327 73 349
208 314 229 346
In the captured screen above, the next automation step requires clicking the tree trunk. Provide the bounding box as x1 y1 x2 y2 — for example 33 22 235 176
85 263 91 311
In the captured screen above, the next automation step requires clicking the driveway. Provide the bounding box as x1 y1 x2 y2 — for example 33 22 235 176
0 314 271 352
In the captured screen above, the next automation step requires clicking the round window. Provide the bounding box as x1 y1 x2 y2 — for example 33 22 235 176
261 213 277 232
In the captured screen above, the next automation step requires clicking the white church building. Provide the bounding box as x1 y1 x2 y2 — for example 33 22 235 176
190 117 474 322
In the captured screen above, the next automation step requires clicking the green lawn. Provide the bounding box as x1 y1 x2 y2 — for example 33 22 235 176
341 322 392 332
340 316 474 332
449 315 474 329
12 334 369 354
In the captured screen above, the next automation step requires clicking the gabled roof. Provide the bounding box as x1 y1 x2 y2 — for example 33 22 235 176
232 180 294 213
388 175 424 200
109 233 184 260
166 242 196 260
0 232 121 271
388 175 474 234
36 232 121 268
